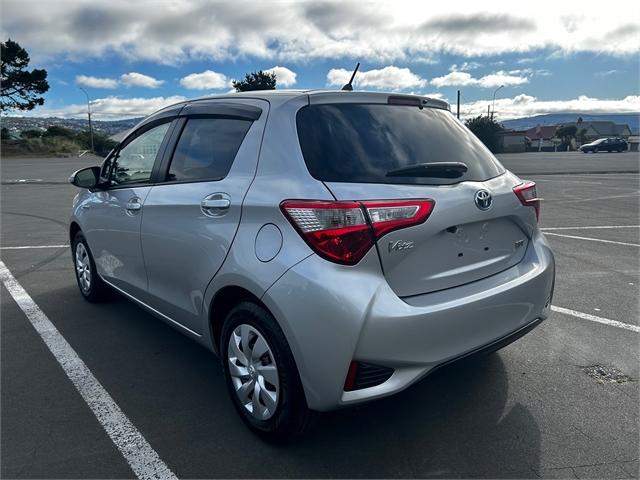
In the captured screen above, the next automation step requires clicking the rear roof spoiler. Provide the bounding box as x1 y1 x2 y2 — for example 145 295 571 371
308 91 450 110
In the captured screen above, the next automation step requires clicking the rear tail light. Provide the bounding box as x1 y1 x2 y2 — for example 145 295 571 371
362 199 435 238
513 181 540 221
281 199 434 265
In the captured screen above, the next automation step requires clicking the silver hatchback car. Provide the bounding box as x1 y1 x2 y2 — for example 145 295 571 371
69 90 555 440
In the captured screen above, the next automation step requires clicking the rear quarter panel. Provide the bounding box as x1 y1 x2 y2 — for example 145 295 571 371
201 94 335 348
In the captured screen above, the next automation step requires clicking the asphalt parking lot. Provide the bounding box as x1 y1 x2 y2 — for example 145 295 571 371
1 151 639 479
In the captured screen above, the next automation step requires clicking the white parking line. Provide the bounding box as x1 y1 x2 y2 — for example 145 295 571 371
551 306 640 333
0 261 177 480
544 232 640 247
1 244 69 250
541 225 640 231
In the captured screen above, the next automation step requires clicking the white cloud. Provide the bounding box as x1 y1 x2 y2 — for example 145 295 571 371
431 71 476 87
17 95 187 120
461 94 640 120
476 73 529 88
6 1 636 64
179 70 230 90
76 72 164 89
120 72 164 88
75 75 118 89
327 66 427 90
431 71 529 88
264 66 297 87
422 92 447 100
449 61 482 71
595 69 622 77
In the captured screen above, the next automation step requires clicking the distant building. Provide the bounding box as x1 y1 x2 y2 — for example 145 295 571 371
499 130 529 153
524 125 559 151
564 118 632 141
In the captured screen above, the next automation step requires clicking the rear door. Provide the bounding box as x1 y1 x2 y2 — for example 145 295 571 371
140 100 267 333
297 99 532 298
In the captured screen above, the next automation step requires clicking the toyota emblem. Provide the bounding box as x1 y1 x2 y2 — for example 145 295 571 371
474 190 492 210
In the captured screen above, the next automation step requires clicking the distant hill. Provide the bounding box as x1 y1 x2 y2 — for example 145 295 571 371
2 116 142 137
502 113 639 135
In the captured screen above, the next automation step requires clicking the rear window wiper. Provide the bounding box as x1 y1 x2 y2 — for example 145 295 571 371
385 162 468 178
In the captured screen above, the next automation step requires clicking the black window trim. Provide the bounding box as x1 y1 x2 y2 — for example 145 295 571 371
98 101 263 189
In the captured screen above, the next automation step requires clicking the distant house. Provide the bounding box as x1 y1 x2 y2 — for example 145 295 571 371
499 130 529 153
563 119 632 141
524 125 558 151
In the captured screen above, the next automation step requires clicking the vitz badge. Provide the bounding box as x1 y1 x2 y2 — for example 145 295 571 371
388 240 414 253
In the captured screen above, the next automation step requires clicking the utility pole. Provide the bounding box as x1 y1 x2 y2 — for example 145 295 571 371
456 90 460 119
79 87 94 154
487 104 490 117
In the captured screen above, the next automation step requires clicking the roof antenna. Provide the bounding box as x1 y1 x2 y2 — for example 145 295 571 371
341 62 360 91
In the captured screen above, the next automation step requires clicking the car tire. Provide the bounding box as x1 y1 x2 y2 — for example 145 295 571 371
72 231 110 302
220 301 312 442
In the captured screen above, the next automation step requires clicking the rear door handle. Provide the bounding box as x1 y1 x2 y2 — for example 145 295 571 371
201 193 231 217
201 198 230 209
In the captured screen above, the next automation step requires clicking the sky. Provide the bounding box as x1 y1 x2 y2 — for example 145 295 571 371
2 0 639 120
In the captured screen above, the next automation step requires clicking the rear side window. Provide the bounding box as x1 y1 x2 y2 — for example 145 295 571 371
167 117 252 182
296 104 505 186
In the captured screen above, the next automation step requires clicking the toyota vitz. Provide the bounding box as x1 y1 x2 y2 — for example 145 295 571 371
68 91 555 441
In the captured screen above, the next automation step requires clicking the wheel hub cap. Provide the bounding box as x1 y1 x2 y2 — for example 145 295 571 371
75 243 91 292
227 324 279 420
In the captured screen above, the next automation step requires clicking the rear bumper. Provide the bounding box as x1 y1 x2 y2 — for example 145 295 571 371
262 231 555 411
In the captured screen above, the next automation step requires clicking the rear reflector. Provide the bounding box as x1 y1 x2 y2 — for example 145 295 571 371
513 181 540 221
344 361 359 391
344 361 394 391
281 199 434 265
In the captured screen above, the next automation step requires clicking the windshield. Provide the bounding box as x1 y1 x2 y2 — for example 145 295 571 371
296 103 505 186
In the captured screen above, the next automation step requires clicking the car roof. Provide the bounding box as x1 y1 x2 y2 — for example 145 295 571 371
187 89 450 109
133 90 451 135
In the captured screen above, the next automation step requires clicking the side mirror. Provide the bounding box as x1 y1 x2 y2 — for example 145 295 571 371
69 166 102 189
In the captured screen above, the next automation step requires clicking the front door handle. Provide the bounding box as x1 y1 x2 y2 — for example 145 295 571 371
125 197 142 215
201 193 231 217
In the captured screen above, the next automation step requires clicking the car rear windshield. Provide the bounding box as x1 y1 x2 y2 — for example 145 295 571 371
296 103 505 186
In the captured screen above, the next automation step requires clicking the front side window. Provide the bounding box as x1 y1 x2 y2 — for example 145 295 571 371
167 118 253 182
110 122 171 186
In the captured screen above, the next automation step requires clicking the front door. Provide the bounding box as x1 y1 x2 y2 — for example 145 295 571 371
83 121 173 298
